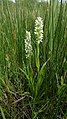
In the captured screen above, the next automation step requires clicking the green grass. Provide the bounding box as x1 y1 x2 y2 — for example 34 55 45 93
0 0 67 118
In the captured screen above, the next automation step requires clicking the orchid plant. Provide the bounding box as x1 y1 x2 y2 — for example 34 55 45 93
20 17 50 119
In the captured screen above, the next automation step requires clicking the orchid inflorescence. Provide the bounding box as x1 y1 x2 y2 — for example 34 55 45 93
24 31 32 59
24 17 43 59
34 17 43 44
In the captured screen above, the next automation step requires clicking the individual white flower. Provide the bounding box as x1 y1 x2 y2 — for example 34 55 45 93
25 31 32 59
34 17 43 44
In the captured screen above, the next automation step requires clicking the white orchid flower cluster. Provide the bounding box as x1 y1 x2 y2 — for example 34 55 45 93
25 31 32 59
24 17 43 59
34 17 43 44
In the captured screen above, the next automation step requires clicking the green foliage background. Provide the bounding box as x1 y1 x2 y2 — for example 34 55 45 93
0 0 67 118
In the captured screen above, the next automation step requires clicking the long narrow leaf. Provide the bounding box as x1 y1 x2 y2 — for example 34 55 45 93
0 106 6 119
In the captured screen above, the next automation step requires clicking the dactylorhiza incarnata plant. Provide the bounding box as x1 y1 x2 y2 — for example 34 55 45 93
34 17 43 72
34 17 43 44
24 31 32 59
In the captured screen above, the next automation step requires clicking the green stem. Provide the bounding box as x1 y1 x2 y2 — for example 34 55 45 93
36 43 40 73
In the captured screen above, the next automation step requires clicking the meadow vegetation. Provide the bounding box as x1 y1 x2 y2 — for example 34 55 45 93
0 0 67 118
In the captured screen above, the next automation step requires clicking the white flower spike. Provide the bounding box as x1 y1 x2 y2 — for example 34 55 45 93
34 17 43 44
25 31 32 59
